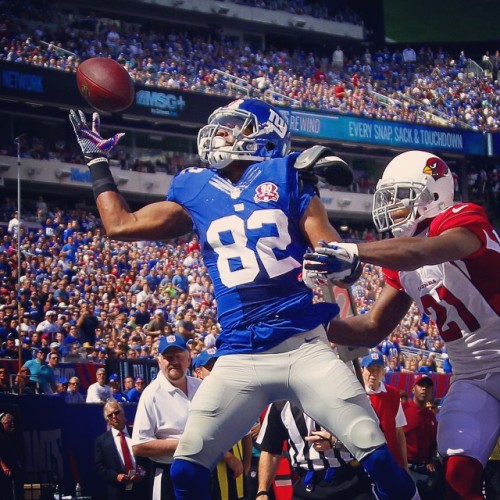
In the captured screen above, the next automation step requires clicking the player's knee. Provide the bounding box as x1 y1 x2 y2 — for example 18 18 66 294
175 432 204 458
347 416 385 451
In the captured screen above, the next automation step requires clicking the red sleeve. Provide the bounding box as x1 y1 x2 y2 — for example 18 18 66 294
430 203 491 259
382 267 403 291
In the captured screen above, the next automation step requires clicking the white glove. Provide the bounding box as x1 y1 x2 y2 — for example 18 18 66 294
303 242 362 285
301 266 326 290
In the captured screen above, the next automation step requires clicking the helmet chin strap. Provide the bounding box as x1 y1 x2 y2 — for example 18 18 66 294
392 221 416 238
392 215 432 238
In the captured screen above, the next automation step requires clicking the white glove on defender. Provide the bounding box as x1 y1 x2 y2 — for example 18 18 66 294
302 242 362 288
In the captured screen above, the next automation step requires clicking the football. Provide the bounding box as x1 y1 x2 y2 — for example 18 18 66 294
76 57 135 113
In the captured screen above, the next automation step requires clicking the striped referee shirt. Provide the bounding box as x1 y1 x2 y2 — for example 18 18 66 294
256 400 353 472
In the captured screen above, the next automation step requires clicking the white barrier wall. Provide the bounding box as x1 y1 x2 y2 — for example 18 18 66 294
0 155 373 219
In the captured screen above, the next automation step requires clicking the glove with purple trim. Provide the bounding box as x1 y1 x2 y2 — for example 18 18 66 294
303 241 362 287
69 110 124 162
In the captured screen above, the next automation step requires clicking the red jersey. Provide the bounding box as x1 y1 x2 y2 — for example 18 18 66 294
384 203 500 380
402 400 437 463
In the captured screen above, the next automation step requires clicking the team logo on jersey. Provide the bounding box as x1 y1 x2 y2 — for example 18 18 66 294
254 182 279 203
423 157 449 180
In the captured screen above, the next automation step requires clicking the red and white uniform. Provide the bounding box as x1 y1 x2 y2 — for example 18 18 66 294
384 203 500 381
384 203 500 464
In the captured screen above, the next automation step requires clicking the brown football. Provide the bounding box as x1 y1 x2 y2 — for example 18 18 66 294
76 57 135 113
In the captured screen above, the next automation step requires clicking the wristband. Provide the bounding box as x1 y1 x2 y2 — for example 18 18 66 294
87 157 119 199
256 491 270 497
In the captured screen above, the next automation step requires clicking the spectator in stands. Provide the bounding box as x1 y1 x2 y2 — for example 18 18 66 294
126 377 145 403
122 376 135 399
47 350 61 379
378 333 401 361
12 367 37 395
35 310 60 343
145 309 166 336
360 351 408 469
94 400 148 499
0 368 10 393
403 374 442 499
65 376 85 403
23 347 55 394
0 335 18 359
77 302 100 348
331 45 344 70
86 367 112 404
7 211 24 237
171 267 189 295
176 320 195 341
131 335 202 500
108 374 129 404
133 303 151 328
0 412 25 500
54 377 69 398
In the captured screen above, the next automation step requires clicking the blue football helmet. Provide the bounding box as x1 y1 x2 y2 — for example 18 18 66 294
197 98 291 169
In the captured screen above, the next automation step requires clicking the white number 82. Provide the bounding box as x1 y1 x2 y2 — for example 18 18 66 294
206 209 301 288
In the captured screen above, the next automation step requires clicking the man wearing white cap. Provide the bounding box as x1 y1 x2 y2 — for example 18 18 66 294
132 335 201 500
35 310 61 343
145 309 166 336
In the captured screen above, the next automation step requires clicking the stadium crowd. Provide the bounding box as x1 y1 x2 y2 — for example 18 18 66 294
0 1 499 132
0 198 450 397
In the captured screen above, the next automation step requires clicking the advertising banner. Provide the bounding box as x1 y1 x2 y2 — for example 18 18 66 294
0 61 486 154
279 108 486 155
0 61 231 125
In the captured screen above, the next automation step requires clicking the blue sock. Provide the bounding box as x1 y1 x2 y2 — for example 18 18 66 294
170 458 211 500
360 444 416 500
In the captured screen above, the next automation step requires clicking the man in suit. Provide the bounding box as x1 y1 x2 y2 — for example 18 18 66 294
94 401 148 499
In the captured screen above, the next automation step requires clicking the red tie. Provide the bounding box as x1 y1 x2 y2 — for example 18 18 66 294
119 431 134 472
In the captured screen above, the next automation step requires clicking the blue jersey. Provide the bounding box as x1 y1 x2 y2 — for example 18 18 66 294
167 155 339 355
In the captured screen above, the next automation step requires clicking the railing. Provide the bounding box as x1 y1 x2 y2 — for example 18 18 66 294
213 69 301 107
213 69 254 97
466 58 484 78
397 91 472 129
370 90 400 107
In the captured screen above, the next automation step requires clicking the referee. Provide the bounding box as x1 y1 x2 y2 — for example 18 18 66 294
256 401 375 500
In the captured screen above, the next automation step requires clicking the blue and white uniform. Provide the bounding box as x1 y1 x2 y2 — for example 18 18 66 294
168 156 384 471
167 155 338 355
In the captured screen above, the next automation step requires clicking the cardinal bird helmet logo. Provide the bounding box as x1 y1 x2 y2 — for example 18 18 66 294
423 157 449 180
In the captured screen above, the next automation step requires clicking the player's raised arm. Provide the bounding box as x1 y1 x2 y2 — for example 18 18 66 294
69 109 192 241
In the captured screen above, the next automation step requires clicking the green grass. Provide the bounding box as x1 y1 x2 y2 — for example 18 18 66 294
384 0 500 43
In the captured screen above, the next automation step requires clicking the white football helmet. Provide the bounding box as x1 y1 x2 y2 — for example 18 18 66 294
372 150 454 238
197 98 291 169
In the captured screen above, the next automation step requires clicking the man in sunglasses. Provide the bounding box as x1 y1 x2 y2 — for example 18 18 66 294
95 401 147 499
65 376 84 404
